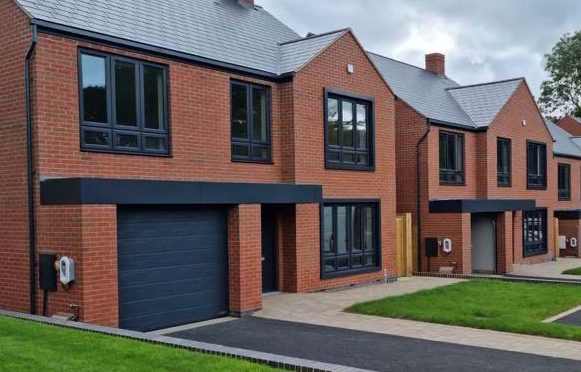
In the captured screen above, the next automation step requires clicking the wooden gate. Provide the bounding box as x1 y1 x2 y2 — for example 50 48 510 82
396 213 413 277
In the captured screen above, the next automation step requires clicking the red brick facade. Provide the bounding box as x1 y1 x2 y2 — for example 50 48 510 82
397 80 573 274
557 116 581 137
0 2 396 329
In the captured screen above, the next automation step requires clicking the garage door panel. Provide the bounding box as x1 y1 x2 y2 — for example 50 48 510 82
120 304 227 333
119 290 226 320
117 206 228 332
118 234 225 255
119 274 228 303
118 262 226 287
118 247 225 271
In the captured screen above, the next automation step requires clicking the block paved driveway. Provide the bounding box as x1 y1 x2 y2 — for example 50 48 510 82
168 316 581 372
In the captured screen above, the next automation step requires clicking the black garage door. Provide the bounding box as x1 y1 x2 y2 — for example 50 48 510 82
117 205 228 332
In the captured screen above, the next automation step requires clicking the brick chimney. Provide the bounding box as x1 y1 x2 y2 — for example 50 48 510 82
238 0 254 5
425 53 445 75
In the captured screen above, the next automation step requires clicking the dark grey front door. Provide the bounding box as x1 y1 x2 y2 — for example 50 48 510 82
471 214 496 274
261 205 277 293
117 205 228 332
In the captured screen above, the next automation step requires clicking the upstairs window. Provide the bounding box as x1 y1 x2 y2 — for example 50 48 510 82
231 81 271 163
558 163 571 201
325 90 374 170
79 50 169 155
497 138 511 187
439 131 465 185
523 209 548 257
527 141 547 189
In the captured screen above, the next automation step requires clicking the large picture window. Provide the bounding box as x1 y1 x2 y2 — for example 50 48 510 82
231 81 271 163
527 141 547 189
558 163 571 201
439 131 465 185
497 138 511 187
79 50 169 155
325 90 374 170
523 209 548 257
321 202 380 278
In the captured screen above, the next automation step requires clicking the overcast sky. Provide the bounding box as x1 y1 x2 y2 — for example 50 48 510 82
257 0 580 98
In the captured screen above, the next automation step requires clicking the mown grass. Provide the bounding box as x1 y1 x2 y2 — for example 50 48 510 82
348 280 581 341
0 316 280 372
562 267 581 276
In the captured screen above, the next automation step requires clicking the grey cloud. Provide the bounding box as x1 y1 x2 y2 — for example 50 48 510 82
257 0 581 98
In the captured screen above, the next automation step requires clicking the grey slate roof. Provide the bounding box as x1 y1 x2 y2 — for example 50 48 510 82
369 52 525 130
545 119 581 159
14 0 347 76
368 52 474 128
447 79 523 128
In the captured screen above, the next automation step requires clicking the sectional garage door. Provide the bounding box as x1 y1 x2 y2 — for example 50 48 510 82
117 205 228 332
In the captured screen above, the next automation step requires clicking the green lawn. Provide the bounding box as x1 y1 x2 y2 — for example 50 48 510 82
562 267 581 275
348 280 581 341
0 316 280 372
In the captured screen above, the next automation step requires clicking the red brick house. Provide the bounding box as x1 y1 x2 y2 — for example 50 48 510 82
0 0 396 331
369 52 581 274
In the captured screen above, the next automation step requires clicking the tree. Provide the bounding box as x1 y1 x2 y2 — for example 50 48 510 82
538 31 581 118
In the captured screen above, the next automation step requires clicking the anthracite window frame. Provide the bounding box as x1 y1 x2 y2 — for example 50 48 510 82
497 137 511 187
439 130 465 185
324 88 375 171
526 140 547 190
522 209 548 257
558 163 571 201
230 80 272 163
78 49 170 156
320 199 381 279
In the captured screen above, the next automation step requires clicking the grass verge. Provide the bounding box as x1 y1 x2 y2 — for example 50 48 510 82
347 280 581 341
0 316 280 372
562 267 581 275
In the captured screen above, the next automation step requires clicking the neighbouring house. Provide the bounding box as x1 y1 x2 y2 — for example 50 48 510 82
556 116 581 136
369 51 579 274
546 120 581 258
0 0 396 332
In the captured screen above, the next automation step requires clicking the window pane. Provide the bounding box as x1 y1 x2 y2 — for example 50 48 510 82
342 101 354 147
252 87 268 142
352 206 362 252
439 133 447 170
324 258 336 272
364 207 374 251
328 98 339 146
337 206 347 254
323 207 334 253
116 133 138 149
252 147 269 160
357 154 369 166
232 144 249 157
84 130 109 146
328 151 340 163
231 84 248 139
343 152 355 164
352 256 363 267
337 257 349 269
144 136 166 151
356 104 367 149
81 54 107 123
143 65 165 130
115 60 137 126
364 254 376 266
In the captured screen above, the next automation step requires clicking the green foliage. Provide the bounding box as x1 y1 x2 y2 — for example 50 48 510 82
562 267 581 276
348 280 581 341
538 31 581 118
0 317 280 372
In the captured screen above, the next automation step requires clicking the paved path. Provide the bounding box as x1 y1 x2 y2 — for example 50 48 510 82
169 316 581 372
255 277 581 361
511 258 581 280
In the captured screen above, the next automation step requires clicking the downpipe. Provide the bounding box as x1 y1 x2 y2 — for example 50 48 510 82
416 119 431 272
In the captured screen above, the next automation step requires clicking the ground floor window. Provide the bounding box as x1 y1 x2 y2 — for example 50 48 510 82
321 201 380 278
523 209 548 257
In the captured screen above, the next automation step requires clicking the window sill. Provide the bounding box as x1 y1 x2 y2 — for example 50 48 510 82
321 266 381 280
232 158 274 165
559 197 571 202
440 182 466 186
325 163 375 172
497 184 512 188
81 148 171 158
523 250 548 258
527 186 547 190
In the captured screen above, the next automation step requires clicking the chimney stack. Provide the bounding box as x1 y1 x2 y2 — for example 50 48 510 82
425 53 445 75
238 0 254 5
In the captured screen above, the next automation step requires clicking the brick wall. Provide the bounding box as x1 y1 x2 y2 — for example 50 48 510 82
0 0 32 313
557 117 581 136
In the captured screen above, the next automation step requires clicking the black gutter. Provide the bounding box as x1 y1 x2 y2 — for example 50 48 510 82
25 24 38 315
416 118 431 271
31 19 295 83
